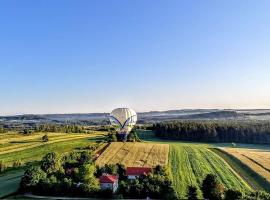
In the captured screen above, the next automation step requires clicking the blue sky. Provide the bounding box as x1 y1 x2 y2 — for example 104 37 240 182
0 0 270 114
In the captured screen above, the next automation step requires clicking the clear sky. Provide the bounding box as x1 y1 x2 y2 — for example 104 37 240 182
0 0 270 115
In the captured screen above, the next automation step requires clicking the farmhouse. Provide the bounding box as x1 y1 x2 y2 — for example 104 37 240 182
99 174 119 193
126 167 152 180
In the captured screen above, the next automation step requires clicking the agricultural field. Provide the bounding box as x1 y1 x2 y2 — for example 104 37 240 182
0 131 105 166
96 142 169 167
221 147 270 191
0 131 106 198
169 144 251 199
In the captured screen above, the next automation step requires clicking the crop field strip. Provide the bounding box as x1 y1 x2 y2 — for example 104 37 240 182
223 148 270 185
169 144 251 199
95 142 169 167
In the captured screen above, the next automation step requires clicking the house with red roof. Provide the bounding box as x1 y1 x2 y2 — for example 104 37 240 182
99 174 119 193
126 167 152 180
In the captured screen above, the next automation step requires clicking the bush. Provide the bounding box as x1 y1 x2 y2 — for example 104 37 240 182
187 185 199 200
42 134 49 142
13 160 22 168
22 128 34 135
224 189 242 200
111 134 117 142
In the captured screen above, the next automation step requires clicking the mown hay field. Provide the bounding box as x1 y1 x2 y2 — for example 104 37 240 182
223 148 270 185
96 142 169 167
169 144 251 199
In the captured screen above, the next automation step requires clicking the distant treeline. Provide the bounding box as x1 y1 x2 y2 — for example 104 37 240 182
34 124 86 133
154 121 270 144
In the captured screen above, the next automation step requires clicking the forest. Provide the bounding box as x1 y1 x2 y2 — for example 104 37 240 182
154 121 270 144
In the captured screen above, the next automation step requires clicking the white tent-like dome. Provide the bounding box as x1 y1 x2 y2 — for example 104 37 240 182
109 108 137 139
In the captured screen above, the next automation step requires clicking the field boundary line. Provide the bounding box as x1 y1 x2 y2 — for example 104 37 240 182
242 154 270 173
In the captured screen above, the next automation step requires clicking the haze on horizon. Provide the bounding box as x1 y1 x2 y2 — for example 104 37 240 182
0 0 270 115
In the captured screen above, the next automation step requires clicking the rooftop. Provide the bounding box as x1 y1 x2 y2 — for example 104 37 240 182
126 167 152 176
99 175 118 184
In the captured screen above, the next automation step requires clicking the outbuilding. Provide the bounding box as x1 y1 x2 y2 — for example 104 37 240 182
99 174 119 193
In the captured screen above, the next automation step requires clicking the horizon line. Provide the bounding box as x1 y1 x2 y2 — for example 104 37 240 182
1 108 270 117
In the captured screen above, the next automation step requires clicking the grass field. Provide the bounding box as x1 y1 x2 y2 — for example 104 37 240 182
169 144 251 199
96 142 169 167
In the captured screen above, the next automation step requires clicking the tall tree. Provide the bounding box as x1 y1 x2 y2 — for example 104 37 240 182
201 174 224 200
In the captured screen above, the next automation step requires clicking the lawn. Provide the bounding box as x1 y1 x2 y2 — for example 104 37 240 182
95 142 169 167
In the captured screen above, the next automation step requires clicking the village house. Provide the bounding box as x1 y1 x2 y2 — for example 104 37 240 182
126 167 152 180
99 174 119 193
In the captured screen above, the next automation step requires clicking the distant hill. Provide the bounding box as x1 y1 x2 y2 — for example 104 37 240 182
1 109 270 126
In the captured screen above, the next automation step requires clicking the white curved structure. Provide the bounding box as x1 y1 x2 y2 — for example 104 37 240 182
109 108 137 140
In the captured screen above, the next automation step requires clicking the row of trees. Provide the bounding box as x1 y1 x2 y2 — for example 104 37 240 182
187 174 270 200
154 121 270 144
35 124 86 133
19 124 87 135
